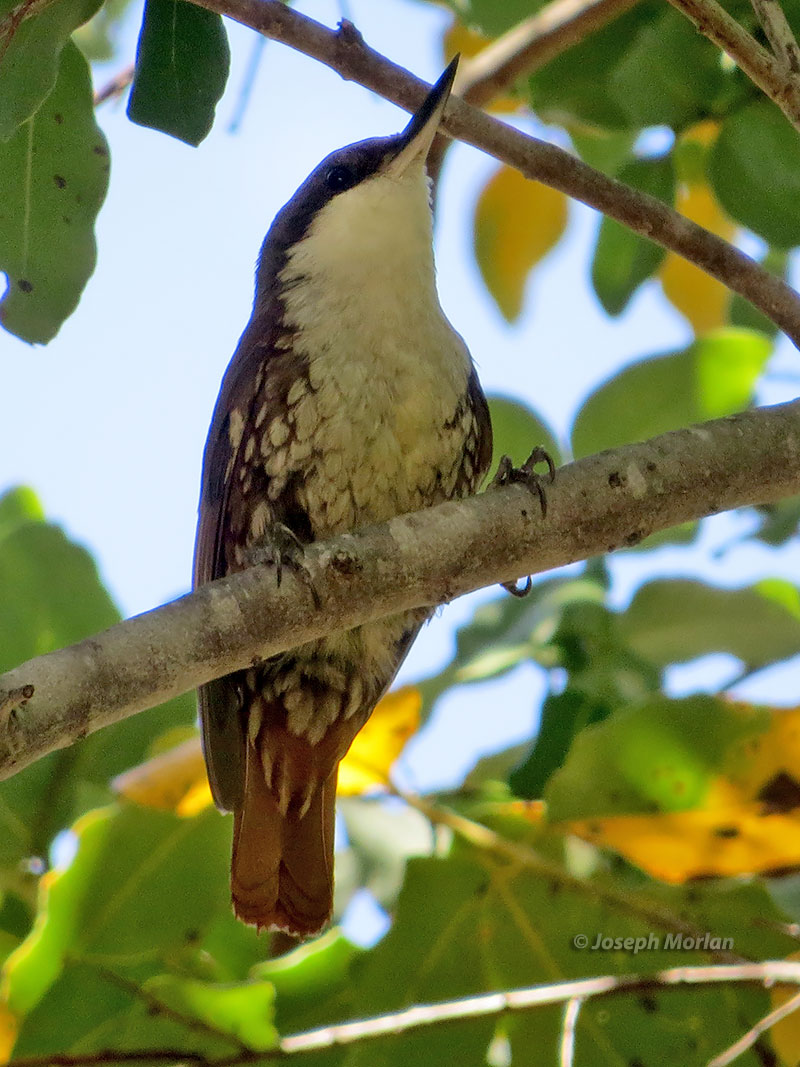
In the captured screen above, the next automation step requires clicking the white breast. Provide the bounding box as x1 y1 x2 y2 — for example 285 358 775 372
275 163 473 534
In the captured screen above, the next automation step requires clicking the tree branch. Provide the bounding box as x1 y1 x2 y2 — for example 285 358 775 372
188 0 800 347
665 0 800 130
279 961 800 1053
2 401 800 781
454 0 642 108
749 0 800 75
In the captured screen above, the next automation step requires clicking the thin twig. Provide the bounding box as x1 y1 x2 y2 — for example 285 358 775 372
708 987 800 1066
279 961 800 1052
665 0 800 130
559 997 582 1067
749 0 800 74
188 0 800 348
429 0 641 181
93 64 135 107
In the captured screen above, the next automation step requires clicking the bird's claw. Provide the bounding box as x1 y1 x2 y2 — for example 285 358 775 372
492 446 556 599
247 523 321 608
491 446 556 517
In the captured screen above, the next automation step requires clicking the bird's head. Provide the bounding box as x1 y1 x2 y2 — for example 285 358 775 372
257 59 459 303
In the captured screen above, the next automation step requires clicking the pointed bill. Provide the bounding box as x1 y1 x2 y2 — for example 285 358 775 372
386 57 459 176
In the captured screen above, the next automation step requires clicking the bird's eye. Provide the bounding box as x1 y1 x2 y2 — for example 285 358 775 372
324 165 355 191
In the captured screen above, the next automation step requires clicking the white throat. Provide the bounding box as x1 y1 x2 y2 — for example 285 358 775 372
278 164 441 343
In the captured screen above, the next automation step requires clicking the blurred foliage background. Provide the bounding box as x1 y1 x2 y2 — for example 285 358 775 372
3 0 800 1063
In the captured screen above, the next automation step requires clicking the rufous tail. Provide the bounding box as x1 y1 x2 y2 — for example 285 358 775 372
231 742 337 938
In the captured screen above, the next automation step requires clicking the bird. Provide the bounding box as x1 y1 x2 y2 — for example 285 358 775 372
193 57 492 938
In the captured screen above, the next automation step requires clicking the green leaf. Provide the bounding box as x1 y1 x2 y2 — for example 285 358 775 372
0 41 109 343
591 155 674 315
609 8 744 128
487 394 562 478
750 494 800 545
3 805 231 1016
570 329 771 457
254 930 363 1036
10 962 135 1058
568 127 637 174
617 578 800 670
128 0 230 146
345 851 793 1066
509 690 611 799
0 486 44 540
73 0 138 63
528 4 657 131
710 98 800 249
0 493 197 869
729 248 787 337
450 0 541 36
145 974 277 1051
417 573 607 711
545 695 766 820
0 0 102 140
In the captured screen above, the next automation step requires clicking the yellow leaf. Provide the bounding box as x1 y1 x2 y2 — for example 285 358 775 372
337 687 421 796
0 999 17 1064
115 688 421 810
563 706 800 883
475 164 568 322
769 951 800 1066
442 19 520 114
112 736 211 815
659 182 735 335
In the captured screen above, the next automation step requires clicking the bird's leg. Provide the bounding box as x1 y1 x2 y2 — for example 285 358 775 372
246 523 321 608
491 446 556 598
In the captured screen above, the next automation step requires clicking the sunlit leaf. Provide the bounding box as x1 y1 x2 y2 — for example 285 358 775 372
0 42 109 343
144 974 277 1051
253 930 362 1036
2 805 230 1019
345 850 793 1065
659 183 735 334
570 329 771 457
561 705 800 883
474 163 568 322
545 695 765 821
338 688 421 796
113 736 210 814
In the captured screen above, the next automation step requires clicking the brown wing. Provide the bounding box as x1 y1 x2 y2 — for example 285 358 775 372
193 314 280 813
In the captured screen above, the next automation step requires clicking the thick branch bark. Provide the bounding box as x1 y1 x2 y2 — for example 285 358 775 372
188 0 800 347
2 401 800 781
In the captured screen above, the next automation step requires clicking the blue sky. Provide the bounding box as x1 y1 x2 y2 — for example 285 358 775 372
2 0 799 802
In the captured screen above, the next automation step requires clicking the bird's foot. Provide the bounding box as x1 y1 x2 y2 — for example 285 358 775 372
491 447 556 599
247 523 321 608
